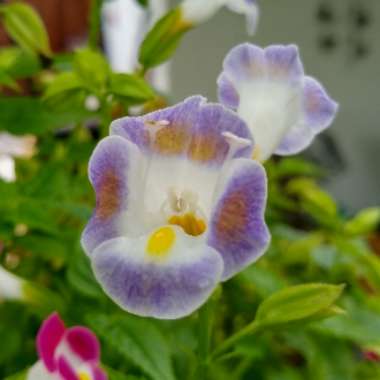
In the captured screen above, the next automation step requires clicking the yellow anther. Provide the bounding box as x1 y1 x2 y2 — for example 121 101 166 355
168 213 206 236
146 226 176 257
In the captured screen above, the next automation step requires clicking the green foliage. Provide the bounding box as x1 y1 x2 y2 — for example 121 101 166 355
89 315 176 380
255 283 345 327
139 8 192 69
0 2 51 56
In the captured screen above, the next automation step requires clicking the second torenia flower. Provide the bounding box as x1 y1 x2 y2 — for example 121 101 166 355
27 313 106 380
82 96 270 319
217 43 339 161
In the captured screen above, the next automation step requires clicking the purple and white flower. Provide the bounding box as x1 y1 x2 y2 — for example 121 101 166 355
27 313 107 380
217 43 339 161
181 0 259 35
81 96 270 319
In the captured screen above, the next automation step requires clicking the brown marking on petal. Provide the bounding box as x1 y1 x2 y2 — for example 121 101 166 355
215 190 248 241
188 133 224 163
154 124 190 155
96 170 120 219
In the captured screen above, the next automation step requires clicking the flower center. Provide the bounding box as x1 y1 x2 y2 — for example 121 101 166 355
168 213 206 236
146 226 176 257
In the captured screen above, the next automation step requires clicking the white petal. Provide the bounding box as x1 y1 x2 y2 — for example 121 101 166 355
27 361 56 380
0 266 23 301
0 155 16 182
0 132 36 158
238 82 302 161
181 0 225 24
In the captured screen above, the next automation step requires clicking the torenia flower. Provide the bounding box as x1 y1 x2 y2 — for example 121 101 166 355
217 44 339 161
81 96 270 319
181 0 259 35
0 132 36 182
27 313 107 380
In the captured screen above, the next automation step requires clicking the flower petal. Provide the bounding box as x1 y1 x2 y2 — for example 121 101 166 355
225 0 259 35
275 76 338 155
302 76 338 133
208 158 270 280
27 361 53 380
91 366 108 380
218 43 337 161
181 0 224 24
81 136 142 255
57 356 79 380
65 326 100 363
217 73 240 109
111 96 253 166
37 312 66 372
91 228 223 319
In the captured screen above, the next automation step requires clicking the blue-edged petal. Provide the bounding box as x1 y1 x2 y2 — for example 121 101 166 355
91 227 224 319
111 96 253 166
275 76 338 155
81 136 142 255
302 76 338 133
218 43 337 160
208 158 270 280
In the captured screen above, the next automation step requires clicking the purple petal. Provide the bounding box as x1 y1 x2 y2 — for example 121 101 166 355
208 159 270 280
217 73 240 110
111 96 253 166
264 44 304 83
91 236 223 319
91 366 108 380
65 326 100 362
274 122 315 155
303 76 338 133
222 43 266 83
81 136 142 255
37 312 66 372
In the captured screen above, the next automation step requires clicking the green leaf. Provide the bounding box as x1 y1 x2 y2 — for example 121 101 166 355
0 47 41 78
43 72 84 100
67 246 104 299
344 208 380 236
0 97 91 135
89 315 176 380
109 73 155 104
1 2 51 56
139 7 192 69
74 48 109 92
0 71 20 91
255 283 345 327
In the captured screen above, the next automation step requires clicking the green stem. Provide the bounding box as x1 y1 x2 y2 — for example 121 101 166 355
88 0 103 49
211 321 260 360
196 301 213 380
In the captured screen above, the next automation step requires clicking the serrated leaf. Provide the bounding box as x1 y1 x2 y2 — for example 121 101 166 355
110 73 155 104
139 7 191 69
88 315 176 380
255 283 345 327
1 2 51 56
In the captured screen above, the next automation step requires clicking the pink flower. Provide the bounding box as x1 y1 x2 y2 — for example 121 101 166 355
27 313 107 380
